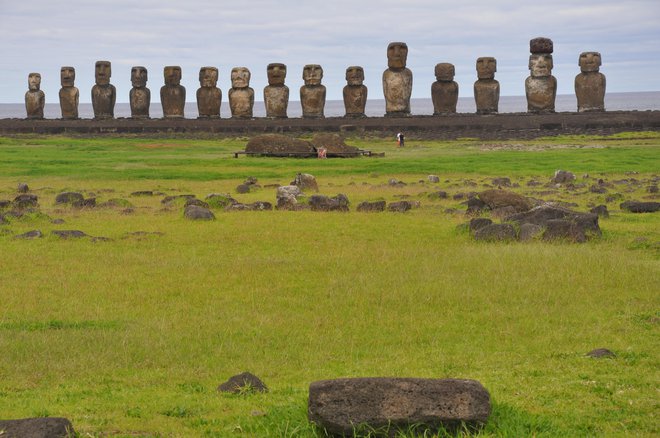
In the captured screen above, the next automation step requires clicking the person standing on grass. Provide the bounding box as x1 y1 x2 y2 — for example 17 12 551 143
397 132 405 147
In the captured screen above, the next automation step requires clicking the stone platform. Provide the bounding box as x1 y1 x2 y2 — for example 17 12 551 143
1 111 659 139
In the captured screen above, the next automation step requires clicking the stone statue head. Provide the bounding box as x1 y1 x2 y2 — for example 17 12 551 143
345 66 365 86
164 66 182 86
435 63 455 81
303 64 323 86
28 73 41 91
95 61 111 85
199 67 218 87
529 37 554 54
131 66 148 88
267 63 287 86
387 42 408 69
579 52 602 73
476 57 497 79
529 54 553 77
231 67 251 88
61 66 76 87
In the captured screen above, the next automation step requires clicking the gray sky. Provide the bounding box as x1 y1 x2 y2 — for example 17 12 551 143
1 0 659 103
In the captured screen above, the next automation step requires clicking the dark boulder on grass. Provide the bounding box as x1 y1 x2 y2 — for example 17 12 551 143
505 204 601 239
52 230 88 239
13 194 38 209
542 219 588 243
309 194 349 212
131 190 154 197
428 191 448 200
245 134 315 155
357 200 386 212
478 189 533 213
590 205 609 218
14 230 43 239
620 201 660 213
388 200 413 212
205 193 237 209
17 183 29 193
236 184 252 194
469 218 492 233
308 378 491 436
0 417 75 438
184 198 209 209
226 201 273 211
587 348 616 358
55 191 85 206
519 223 543 241
491 177 511 187
466 197 488 215
0 200 11 209
218 372 268 394
292 173 319 192
474 223 517 242
552 170 576 184
184 205 215 220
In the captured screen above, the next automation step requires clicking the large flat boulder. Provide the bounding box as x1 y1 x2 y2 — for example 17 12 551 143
620 201 660 213
478 189 533 213
0 417 75 438
308 378 490 436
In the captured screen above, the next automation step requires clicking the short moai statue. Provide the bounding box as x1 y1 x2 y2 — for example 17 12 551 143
264 63 289 118
228 67 254 118
474 57 500 114
25 73 45 119
575 52 605 112
161 66 186 118
59 66 79 119
91 60 116 119
196 66 221 118
382 42 413 117
343 66 368 118
129 66 150 119
431 63 458 115
300 64 326 118
525 37 557 113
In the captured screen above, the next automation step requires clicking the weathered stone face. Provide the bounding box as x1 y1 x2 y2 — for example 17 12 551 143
476 57 496 79
267 63 287 86
131 66 148 88
164 66 182 86
345 66 364 86
530 37 553 54
28 73 41 91
303 64 323 86
529 54 553 78
387 42 408 69
60 66 75 87
579 52 601 73
435 63 455 81
95 61 111 85
199 67 218 87
231 67 251 88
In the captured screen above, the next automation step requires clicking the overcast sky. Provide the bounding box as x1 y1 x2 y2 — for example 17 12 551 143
1 0 659 103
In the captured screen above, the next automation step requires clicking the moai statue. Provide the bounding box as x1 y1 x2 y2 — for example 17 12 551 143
92 61 116 119
474 57 500 114
25 73 45 119
196 66 221 118
575 52 606 112
228 67 254 118
263 63 289 118
129 66 150 119
343 66 368 118
431 63 458 115
161 66 186 118
59 67 79 119
525 37 557 113
382 42 413 116
300 64 326 118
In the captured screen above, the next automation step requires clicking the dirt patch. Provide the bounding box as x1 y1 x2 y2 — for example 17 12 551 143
137 143 192 149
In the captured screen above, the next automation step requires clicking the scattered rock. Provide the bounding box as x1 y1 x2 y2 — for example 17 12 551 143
55 191 85 206
469 218 492 232
388 178 406 187
131 190 154 196
587 348 616 359
519 223 543 241
452 193 465 200
605 193 624 203
308 378 491 436
184 205 215 220
357 200 386 212
245 134 315 155
52 230 88 239
428 175 440 183
226 201 273 211
0 200 11 209
205 193 237 209
161 194 196 205
14 230 43 239
276 195 299 211
542 219 587 243
98 198 133 209
388 201 413 212
428 191 448 200
277 185 303 199
478 189 533 213
184 198 209 209
244 176 258 185
0 417 75 438
13 194 38 209
17 183 29 193
236 184 251 194
466 197 487 215
505 204 601 239
589 184 607 194
647 185 659 194
218 372 268 394
309 194 350 212
474 223 517 242
620 201 660 213
590 205 609 218
491 206 518 220
552 170 576 184
492 177 511 187
526 180 542 187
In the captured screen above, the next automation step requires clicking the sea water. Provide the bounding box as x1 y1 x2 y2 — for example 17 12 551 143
0 91 658 119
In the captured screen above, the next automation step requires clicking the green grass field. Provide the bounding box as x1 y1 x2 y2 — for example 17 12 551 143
0 133 658 437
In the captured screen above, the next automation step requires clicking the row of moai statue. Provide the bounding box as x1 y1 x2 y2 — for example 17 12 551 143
24 38 606 120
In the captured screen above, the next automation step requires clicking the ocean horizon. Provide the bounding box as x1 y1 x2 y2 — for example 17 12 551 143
2 91 659 120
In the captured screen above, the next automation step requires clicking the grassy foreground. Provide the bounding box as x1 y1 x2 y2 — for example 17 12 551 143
0 133 658 437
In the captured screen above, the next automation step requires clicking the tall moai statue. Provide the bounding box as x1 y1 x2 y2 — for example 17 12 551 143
59 66 79 119
431 63 458 115
264 63 289 118
525 37 557 113
129 66 150 119
228 67 254 118
25 73 45 119
161 66 186 118
382 42 413 117
343 66 367 118
575 52 606 112
474 57 500 114
92 61 116 119
300 64 326 118
196 66 221 118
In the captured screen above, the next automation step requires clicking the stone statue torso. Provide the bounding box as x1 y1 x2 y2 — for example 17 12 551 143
25 90 45 119
228 87 254 118
300 85 326 118
575 73 605 112
525 76 557 112
130 87 150 118
264 85 289 118
59 87 79 119
432 81 459 114
343 85 368 117
161 85 186 118
474 79 500 114
382 68 412 115
92 84 116 118
196 87 221 118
